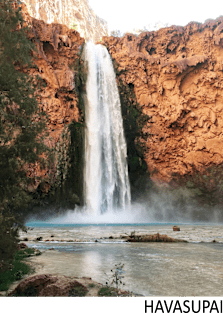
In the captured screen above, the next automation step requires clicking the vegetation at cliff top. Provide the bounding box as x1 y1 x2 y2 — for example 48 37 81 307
110 21 170 37
110 16 223 39
0 0 51 272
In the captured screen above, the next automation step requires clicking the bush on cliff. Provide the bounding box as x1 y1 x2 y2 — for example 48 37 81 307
172 164 223 207
0 0 51 270
0 0 51 211
117 80 151 198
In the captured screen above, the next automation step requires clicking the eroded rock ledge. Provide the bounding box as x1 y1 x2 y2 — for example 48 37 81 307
101 18 223 184
20 4 85 204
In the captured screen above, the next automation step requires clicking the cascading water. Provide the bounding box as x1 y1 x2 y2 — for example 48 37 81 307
84 42 131 215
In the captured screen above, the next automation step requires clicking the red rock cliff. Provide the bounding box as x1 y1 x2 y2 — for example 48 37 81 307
21 4 85 195
101 19 223 183
22 0 107 42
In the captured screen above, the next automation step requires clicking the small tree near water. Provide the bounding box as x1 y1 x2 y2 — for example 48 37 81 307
105 263 125 288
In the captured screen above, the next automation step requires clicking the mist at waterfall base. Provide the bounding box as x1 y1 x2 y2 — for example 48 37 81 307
33 202 158 225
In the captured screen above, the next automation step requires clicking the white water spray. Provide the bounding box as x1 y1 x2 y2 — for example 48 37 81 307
84 42 131 215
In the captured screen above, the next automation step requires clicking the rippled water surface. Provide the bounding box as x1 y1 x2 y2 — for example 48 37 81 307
22 223 223 296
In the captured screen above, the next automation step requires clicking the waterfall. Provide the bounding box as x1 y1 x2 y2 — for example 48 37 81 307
84 42 131 214
35 0 39 20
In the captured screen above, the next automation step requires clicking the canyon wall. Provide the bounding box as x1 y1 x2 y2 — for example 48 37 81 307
22 0 107 42
20 4 85 207
101 18 223 189
19 3 223 210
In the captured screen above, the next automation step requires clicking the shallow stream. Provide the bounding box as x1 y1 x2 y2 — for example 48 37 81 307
21 223 223 296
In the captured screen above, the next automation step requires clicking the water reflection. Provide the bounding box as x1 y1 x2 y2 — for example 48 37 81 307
28 241 223 296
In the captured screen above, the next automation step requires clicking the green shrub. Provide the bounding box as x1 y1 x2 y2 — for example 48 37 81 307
68 285 88 297
0 248 37 292
98 286 118 297
0 213 20 273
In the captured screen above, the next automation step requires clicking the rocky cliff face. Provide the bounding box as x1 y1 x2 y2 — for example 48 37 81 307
20 4 85 206
101 18 223 187
19 3 223 211
22 0 107 42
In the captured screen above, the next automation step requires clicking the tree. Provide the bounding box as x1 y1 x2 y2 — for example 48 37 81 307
0 0 51 209
109 29 123 37
110 22 170 38
130 22 170 36
0 0 51 267
0 213 19 273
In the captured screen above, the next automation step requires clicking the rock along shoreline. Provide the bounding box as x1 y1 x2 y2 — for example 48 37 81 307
5 247 139 297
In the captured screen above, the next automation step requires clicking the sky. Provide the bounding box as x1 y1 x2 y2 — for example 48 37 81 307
87 0 223 33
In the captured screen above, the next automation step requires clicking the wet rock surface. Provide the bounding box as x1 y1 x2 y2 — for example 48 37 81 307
124 232 187 242
19 224 223 243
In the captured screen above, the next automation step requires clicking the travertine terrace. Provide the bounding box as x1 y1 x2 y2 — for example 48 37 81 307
101 19 223 182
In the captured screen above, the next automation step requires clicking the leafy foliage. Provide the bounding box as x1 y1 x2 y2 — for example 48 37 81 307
0 0 51 272
113 77 153 200
172 164 223 207
109 22 170 38
0 248 37 291
118 80 150 177
110 29 123 37
204 18 215 23
0 213 19 273
98 286 118 297
104 263 125 289
69 21 78 31
68 285 88 297
0 0 50 211
131 21 170 35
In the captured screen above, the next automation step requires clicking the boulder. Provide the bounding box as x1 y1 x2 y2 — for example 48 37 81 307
36 237 43 241
9 274 88 297
173 226 180 231
17 243 28 250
